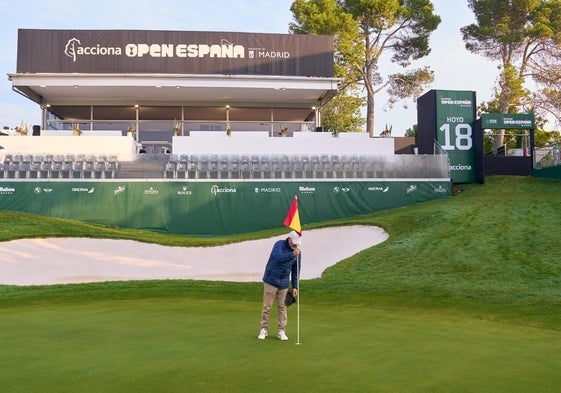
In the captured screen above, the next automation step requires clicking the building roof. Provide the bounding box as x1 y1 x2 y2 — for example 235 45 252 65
10 29 340 123
9 72 340 122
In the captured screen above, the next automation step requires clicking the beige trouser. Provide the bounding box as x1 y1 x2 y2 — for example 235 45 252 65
260 283 288 331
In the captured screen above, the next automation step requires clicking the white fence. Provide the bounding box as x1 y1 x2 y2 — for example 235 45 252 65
172 132 394 156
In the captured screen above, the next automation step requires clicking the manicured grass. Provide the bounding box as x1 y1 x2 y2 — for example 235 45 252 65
1 176 561 392
1 298 560 393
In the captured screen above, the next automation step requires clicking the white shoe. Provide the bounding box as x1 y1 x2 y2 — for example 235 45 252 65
278 330 288 341
257 328 268 340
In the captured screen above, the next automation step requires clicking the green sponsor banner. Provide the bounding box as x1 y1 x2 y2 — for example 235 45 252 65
0 180 451 236
435 90 476 183
481 113 535 129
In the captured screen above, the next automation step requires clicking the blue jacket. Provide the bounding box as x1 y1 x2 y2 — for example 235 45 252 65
262 238 300 289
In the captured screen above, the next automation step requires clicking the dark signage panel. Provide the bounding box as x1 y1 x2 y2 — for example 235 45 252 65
417 90 477 183
17 29 334 77
480 113 535 129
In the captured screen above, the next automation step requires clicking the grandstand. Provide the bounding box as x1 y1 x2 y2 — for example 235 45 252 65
0 131 448 181
1 29 452 235
0 130 451 236
0 152 448 181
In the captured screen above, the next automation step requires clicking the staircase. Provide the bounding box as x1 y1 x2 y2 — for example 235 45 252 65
115 154 168 179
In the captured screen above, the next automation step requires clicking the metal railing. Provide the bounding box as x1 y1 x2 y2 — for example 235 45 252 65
433 139 449 156
44 119 316 136
164 153 450 180
1 153 450 180
534 145 561 169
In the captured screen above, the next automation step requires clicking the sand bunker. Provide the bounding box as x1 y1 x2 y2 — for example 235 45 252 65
0 226 388 286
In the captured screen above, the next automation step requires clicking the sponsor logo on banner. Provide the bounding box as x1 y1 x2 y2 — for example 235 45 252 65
332 186 351 193
368 186 390 192
113 186 126 195
254 187 281 193
450 164 473 171
34 187 53 194
72 187 95 193
0 186 16 195
144 187 159 195
434 185 448 194
439 96 472 108
298 186 315 194
406 185 417 194
503 118 533 127
210 185 237 196
177 186 193 196
248 47 290 59
64 37 292 63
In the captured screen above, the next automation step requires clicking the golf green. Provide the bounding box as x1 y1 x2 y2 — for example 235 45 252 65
1 297 559 393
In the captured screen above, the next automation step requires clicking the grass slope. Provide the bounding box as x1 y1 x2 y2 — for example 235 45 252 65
316 176 561 328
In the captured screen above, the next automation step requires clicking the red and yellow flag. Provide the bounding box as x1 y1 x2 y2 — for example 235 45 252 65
283 195 301 235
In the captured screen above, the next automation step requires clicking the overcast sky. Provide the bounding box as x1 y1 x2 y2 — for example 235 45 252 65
0 0 502 135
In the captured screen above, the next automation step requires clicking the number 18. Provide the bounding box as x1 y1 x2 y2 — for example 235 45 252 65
439 123 472 151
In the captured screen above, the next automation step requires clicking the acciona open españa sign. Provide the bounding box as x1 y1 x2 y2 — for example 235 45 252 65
480 113 535 130
17 29 334 78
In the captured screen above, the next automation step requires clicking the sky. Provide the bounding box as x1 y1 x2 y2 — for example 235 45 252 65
0 0 502 136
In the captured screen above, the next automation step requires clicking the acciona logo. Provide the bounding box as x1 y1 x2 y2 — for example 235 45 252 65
210 185 237 196
450 164 472 171
64 38 121 62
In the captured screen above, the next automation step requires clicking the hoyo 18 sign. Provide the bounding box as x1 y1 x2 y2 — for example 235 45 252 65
417 90 477 183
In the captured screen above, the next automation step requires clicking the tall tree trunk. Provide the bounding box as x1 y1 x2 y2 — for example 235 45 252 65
495 100 510 152
366 89 375 137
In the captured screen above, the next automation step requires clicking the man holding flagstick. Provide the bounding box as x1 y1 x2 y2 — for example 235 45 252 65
258 196 302 341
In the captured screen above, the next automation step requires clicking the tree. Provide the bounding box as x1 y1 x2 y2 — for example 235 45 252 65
461 0 561 147
528 39 561 125
289 0 441 137
320 88 366 134
404 123 418 144
535 129 561 147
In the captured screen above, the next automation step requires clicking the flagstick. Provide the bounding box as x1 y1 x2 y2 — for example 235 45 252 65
295 253 302 345
283 194 302 345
